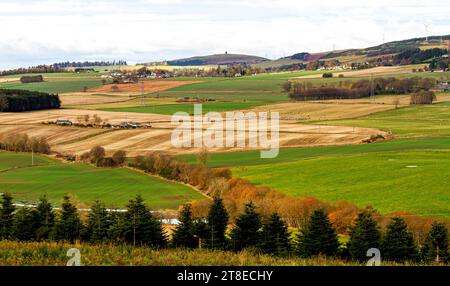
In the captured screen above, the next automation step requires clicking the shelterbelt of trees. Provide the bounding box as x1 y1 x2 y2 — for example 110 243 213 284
286 76 437 101
0 89 60 112
0 193 448 264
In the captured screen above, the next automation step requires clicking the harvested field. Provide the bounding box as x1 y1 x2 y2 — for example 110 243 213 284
296 65 427 79
0 109 387 156
249 94 450 122
59 93 133 106
88 80 201 93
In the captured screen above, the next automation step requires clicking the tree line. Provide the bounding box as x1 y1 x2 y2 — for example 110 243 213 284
0 133 51 154
285 77 437 101
52 60 127 68
0 65 66 76
0 89 60 112
0 193 448 264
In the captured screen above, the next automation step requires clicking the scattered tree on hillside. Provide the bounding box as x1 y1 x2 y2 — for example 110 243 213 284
89 145 106 165
112 150 127 166
297 208 340 257
196 147 210 166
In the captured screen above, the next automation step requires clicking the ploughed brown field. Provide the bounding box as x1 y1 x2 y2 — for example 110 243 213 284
87 80 201 93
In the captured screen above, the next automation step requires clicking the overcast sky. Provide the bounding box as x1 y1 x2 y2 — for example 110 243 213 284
0 0 449 69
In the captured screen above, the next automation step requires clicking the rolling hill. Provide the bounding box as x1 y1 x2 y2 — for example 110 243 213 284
166 53 269 66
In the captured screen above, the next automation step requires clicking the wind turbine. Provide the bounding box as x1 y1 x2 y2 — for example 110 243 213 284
424 23 430 42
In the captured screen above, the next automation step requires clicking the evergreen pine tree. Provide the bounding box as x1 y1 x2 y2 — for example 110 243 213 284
123 195 166 247
206 196 229 249
381 217 418 262
297 208 340 257
192 219 209 249
421 221 449 263
172 204 196 248
86 200 110 243
260 213 291 256
53 195 82 243
347 209 381 261
230 202 262 251
35 195 55 241
0 193 15 239
11 207 39 241
107 211 126 242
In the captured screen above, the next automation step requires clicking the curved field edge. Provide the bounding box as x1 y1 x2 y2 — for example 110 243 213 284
0 152 204 210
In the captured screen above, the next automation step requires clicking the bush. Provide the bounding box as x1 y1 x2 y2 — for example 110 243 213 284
322 73 333 78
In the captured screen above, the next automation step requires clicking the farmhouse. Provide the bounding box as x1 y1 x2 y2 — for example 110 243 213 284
74 68 96 73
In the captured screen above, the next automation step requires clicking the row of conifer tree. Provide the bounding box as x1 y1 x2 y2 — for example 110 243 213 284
0 193 448 264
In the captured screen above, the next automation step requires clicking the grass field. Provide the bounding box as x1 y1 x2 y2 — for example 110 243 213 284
321 102 450 137
0 79 105 94
101 100 270 115
0 152 204 209
179 137 450 167
231 149 450 218
179 137 450 218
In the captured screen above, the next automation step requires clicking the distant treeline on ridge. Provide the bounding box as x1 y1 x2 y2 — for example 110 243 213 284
0 89 60 112
52 60 127 68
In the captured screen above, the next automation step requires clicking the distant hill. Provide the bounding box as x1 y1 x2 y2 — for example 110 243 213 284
167 53 269 66
256 35 450 70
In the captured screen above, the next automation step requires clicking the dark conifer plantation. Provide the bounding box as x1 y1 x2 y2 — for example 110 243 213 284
35 196 56 241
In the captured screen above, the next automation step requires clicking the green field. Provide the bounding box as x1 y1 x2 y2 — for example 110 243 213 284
179 137 450 218
0 79 104 94
321 102 450 137
231 149 450 218
0 152 204 209
101 100 270 115
179 137 450 167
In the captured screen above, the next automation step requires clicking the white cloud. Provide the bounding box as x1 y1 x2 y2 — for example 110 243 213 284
0 0 449 69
